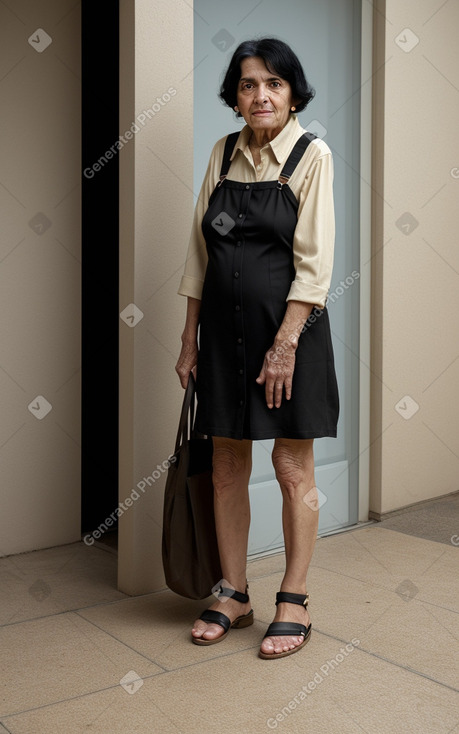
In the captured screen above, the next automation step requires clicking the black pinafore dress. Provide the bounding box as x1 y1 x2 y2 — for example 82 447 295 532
195 131 339 441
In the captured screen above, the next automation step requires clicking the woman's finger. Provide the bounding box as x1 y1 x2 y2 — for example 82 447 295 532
256 362 267 386
274 380 284 409
283 374 293 401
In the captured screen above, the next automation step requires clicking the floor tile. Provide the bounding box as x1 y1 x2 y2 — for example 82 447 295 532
77 590 264 671
246 536 459 689
0 542 126 626
247 551 287 580
0 612 162 718
3 636 458 734
1 687 174 734
1 503 458 734
310 526 459 612
378 493 459 545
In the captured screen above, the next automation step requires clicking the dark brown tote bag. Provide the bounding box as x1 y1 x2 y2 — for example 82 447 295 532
161 373 223 600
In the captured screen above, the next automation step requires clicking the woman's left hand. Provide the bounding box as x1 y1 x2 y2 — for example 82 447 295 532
256 341 297 409
256 300 315 409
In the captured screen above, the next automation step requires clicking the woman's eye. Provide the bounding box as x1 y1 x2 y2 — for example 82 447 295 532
271 81 281 88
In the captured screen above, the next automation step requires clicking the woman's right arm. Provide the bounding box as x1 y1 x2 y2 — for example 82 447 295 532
175 296 201 388
175 136 226 388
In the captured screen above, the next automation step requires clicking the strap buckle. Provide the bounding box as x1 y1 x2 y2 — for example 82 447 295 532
217 174 227 188
277 174 290 189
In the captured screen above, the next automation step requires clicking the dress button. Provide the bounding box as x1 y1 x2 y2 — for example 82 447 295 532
239 369 244 375
234 272 239 278
245 184 250 190
238 213 243 218
257 164 262 170
235 305 240 311
237 338 243 344
236 241 241 247
239 400 244 406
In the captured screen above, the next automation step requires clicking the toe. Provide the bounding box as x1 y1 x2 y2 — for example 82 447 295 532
260 637 275 654
191 620 207 638
201 623 225 640
261 635 304 655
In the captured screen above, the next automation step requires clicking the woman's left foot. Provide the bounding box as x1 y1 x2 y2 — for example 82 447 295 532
259 591 311 659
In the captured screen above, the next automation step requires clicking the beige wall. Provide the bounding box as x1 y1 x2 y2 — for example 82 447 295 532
370 0 459 516
0 1 81 555
118 0 194 594
2 0 455 579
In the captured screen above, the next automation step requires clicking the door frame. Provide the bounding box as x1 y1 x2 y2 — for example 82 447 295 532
358 0 373 522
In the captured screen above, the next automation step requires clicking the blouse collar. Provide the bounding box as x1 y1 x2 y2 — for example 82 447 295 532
231 114 303 165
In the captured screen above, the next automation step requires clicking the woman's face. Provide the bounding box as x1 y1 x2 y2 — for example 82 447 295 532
236 56 295 138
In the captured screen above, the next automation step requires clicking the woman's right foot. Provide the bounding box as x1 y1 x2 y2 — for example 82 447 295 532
191 592 252 642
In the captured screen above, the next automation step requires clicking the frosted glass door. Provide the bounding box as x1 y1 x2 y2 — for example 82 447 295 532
194 0 361 553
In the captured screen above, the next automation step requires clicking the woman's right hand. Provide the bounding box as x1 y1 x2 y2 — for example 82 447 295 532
175 339 198 388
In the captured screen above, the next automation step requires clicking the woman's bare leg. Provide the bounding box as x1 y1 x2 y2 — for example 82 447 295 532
259 438 318 655
191 437 253 641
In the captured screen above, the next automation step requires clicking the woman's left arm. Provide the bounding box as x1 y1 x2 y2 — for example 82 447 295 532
256 148 335 409
256 300 314 409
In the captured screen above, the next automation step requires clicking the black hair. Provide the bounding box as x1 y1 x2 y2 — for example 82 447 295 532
219 37 315 116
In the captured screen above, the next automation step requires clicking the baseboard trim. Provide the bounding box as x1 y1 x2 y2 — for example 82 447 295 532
369 489 459 522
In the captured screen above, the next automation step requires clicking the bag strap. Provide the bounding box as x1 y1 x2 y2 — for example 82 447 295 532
174 373 196 454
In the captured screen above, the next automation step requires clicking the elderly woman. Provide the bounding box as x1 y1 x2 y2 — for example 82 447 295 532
175 37 339 660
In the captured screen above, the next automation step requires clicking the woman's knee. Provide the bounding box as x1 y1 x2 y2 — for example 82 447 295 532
212 438 252 492
272 439 313 499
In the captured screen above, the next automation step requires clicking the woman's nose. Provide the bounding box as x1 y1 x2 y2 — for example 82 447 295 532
253 85 268 103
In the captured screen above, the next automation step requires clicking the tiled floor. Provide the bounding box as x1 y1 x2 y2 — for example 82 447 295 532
1 496 458 734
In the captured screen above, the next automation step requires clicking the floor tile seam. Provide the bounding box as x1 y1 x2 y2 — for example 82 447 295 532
340 640 459 695
279 627 459 695
1 640 457 721
71 610 170 672
0 541 86 562
154 642 265 673
150 626 459 694
0 608 80 630
375 526 459 546
0 673 166 722
326 522 457 543
0 604 123 630
74 616 270 674
370 524 459 545
299 562 459 611
1 582 457 631
0 592 163 629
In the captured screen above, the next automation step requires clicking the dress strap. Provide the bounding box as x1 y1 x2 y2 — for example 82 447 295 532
278 132 318 187
217 131 240 186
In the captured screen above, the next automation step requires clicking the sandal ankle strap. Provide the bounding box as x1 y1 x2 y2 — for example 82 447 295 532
216 585 249 604
275 591 309 608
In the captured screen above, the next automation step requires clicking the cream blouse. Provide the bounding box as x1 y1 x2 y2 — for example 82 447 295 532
177 115 335 309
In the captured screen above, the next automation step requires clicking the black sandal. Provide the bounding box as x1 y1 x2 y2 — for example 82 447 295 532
191 584 254 646
259 591 311 659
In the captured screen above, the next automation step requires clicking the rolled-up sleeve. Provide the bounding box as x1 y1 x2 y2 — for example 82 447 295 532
177 139 225 300
287 151 335 308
